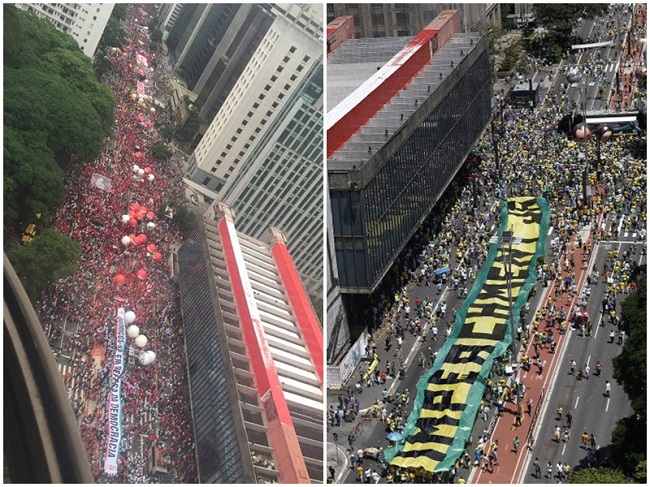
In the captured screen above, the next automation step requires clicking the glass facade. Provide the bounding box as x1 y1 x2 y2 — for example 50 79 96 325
177 227 250 484
332 49 492 291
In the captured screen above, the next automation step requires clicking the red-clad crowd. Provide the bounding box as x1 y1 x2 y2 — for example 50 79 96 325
37 4 197 483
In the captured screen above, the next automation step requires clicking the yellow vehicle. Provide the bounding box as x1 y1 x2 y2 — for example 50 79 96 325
21 223 37 244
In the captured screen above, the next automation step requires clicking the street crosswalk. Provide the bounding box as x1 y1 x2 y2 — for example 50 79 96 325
58 362 85 404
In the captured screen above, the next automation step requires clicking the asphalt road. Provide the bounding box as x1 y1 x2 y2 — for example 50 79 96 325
520 238 642 483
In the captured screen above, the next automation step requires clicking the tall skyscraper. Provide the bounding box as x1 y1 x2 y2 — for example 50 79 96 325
15 3 114 57
186 3 324 296
176 202 323 484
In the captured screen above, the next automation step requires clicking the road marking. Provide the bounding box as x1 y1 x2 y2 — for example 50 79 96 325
586 356 591 367
617 218 624 235
575 396 580 409
606 398 610 412
594 310 604 339
562 442 567 456
548 226 554 236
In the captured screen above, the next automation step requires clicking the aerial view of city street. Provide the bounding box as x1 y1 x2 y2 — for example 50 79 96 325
326 3 646 485
5 3 324 483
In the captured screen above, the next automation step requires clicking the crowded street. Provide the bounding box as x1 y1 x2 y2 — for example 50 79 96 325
37 5 197 483
327 3 645 484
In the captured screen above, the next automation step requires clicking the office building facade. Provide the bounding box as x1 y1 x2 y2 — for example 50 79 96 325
176 202 323 484
185 4 324 297
327 11 492 293
15 2 114 57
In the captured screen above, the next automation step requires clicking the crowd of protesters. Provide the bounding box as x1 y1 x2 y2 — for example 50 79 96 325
36 5 197 483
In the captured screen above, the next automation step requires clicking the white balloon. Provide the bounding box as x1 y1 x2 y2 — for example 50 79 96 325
147 222 156 229
132 165 140 173
139 350 156 365
121 215 131 224
121 236 131 246
147 174 155 182
124 310 136 324
137 168 145 176
134 334 148 348
127 325 140 338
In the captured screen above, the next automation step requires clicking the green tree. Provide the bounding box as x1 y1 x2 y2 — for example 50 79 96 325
4 67 105 164
150 142 173 163
7 229 81 303
4 5 79 69
41 48 116 136
3 126 65 229
613 279 646 418
173 206 199 237
569 467 632 484
634 460 647 484
111 3 126 22
610 415 646 478
532 5 608 56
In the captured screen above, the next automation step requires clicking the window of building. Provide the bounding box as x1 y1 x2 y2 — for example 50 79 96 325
272 101 279 108
278 93 285 99
238 150 245 157
271 75 277 82
290 74 297 81
224 174 230 179
266 110 272 117
244 143 250 149
247 111 253 117
264 84 271 91
289 46 297 53
277 65 284 73
221 152 227 157
242 120 248 126
253 102 259 109
228 166 235 172
202 177 211 186
284 83 291 91
226 144 232 150
283 55 290 63
260 119 267 125
254 127 261 133
303 55 311 62
297 65 304 72
211 167 217 173
259 93 265 100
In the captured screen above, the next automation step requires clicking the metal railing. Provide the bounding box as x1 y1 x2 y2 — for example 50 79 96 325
4 253 94 483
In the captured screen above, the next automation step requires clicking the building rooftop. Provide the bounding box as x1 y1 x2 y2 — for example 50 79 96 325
327 36 412 108
327 32 482 171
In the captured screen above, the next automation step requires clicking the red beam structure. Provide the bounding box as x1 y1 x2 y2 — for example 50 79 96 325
269 228 324 383
327 10 461 158
217 214 310 484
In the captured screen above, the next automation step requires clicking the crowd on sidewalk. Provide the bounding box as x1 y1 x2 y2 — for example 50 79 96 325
37 5 197 483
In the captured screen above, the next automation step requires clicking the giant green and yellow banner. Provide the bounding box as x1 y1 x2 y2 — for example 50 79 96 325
386 197 549 472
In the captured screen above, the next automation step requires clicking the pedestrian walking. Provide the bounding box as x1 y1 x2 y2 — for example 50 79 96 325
581 432 589 449
605 380 611 397
556 405 563 421
546 461 553 479
533 457 542 479
513 436 520 453
595 361 602 376
569 359 576 375
584 364 590 380
565 411 572 429
527 397 533 416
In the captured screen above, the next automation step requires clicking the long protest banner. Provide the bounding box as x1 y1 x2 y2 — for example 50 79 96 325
386 196 549 472
104 307 127 475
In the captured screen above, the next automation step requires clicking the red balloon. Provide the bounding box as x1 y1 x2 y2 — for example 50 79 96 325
136 269 147 280
114 274 126 284
136 114 144 123
146 121 153 129
137 211 146 220
144 167 152 174
135 152 143 160
147 243 157 253
138 233 147 243
128 210 137 218
131 203 140 212
129 234 137 242
129 218 137 227
146 211 155 220
132 236 141 245
153 252 163 262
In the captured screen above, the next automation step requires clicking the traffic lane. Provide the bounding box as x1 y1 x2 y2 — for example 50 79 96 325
523 243 634 482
